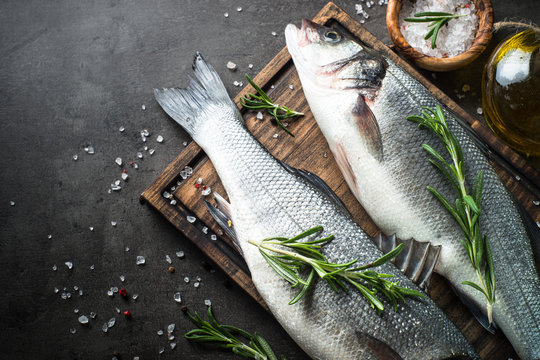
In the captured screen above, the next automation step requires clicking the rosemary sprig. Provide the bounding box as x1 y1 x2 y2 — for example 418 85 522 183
407 105 496 323
248 226 424 312
185 306 285 360
240 74 303 137
404 11 467 49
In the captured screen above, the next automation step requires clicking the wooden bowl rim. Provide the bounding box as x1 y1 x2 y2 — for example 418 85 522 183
386 0 494 71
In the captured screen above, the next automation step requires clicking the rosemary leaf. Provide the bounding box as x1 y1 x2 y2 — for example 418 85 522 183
185 306 285 360
241 74 303 136
248 227 425 312
407 105 496 323
404 11 467 49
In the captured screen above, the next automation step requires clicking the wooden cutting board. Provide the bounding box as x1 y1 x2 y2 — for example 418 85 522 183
141 2 540 359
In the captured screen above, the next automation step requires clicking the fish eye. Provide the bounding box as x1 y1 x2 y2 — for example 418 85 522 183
323 30 341 42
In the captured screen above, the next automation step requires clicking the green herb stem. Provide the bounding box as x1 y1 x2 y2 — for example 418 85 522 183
248 226 424 312
240 74 303 136
407 105 495 323
185 306 283 360
404 12 467 49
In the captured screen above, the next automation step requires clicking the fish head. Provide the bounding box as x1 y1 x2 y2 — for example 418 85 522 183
285 19 386 96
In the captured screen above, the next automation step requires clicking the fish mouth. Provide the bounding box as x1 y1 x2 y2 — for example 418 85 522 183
285 20 319 76
285 19 323 48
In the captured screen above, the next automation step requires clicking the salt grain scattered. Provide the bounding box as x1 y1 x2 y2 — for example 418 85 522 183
202 227 208 234
201 187 211 196
52 264 57 271
236 7 242 12
137 152 143 159
166 254 172 264
90 312 97 319
102 323 108 333
74 308 79 313
107 289 114 297
73 155 78 161
210 234 217 241
111 221 117 227
115 157 122 166
70 328 76 334
477 107 483 115
85 146 95 155
176 250 184 258
54 287 59 293
186 215 196 223
149 149 155 155
119 126 125 132
182 141 188 147
65 261 73 270
224 12 229 18
156 135 164 143
133 293 139 300
226 61 237 71
108 317 116 328
272 133 279 139
157 329 164 336
173 292 182 303
533 200 539 206
271 31 277 36
170 342 177 349
204 299 212 306
141 104 146 110
248 64 254 69
78 315 89 325
288 84 294 90
184 277 190 283
136 255 146 265
120 275 125 282
90 264 95 270
159 347 165 355
89 226 94 231
167 323 175 333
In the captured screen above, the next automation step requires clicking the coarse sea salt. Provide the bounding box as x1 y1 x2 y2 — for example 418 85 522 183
399 0 478 58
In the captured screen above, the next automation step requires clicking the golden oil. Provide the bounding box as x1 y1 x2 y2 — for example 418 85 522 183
482 30 540 156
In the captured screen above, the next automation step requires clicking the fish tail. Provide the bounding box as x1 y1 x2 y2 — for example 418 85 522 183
154 52 240 138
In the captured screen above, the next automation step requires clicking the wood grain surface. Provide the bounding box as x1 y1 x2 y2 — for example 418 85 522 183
141 2 540 359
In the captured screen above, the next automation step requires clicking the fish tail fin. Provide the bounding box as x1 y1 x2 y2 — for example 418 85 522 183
154 52 240 139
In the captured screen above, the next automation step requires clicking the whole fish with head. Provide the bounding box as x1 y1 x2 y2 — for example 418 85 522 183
285 19 540 359
154 53 478 359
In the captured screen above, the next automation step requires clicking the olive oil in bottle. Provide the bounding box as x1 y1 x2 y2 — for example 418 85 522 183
482 30 540 156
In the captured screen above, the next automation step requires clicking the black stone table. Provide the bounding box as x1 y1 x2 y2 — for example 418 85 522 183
1 1 538 359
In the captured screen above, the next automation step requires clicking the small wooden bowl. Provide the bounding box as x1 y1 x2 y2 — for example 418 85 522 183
386 0 494 71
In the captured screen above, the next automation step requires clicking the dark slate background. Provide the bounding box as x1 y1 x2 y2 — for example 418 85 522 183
0 1 538 359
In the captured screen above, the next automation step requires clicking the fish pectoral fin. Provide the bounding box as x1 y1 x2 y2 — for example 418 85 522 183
333 142 362 202
278 159 351 217
372 233 441 290
355 331 404 360
352 95 383 162
203 197 242 256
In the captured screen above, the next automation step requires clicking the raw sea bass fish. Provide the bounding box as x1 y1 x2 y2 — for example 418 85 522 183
285 19 540 359
154 53 478 359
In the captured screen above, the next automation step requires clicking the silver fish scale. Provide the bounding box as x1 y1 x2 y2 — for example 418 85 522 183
370 58 540 359
199 105 477 359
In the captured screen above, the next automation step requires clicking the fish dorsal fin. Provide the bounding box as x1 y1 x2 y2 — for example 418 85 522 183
372 233 441 290
448 283 498 334
355 331 404 360
278 160 351 217
352 95 383 162
204 196 242 256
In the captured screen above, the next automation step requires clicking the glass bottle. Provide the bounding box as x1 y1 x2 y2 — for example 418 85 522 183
482 29 540 156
